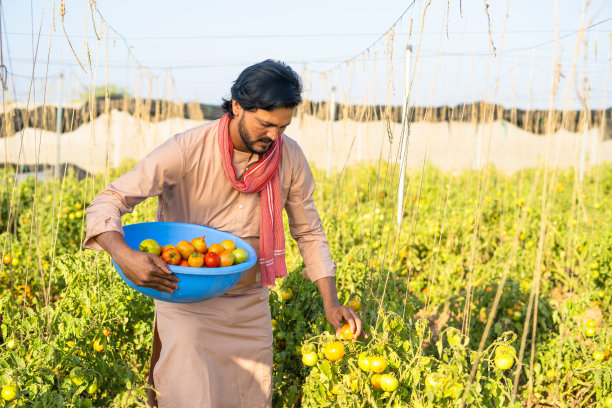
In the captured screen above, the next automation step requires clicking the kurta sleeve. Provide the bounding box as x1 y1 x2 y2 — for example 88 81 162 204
83 136 185 251
285 145 336 282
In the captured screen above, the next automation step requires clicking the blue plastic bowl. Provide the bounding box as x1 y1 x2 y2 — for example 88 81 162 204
112 222 257 303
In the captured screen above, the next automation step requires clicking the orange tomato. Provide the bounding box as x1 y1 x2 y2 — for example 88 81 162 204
188 252 204 267
208 243 225 254
103 328 111 337
179 259 189 267
163 244 176 251
369 356 387 373
2 254 11 265
191 236 207 253
371 373 382 389
219 250 235 267
323 341 345 361
339 323 354 340
347 298 361 312
177 241 196 259
221 239 236 252
93 338 104 352
162 248 182 265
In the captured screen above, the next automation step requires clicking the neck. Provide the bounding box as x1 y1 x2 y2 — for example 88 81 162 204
228 115 250 153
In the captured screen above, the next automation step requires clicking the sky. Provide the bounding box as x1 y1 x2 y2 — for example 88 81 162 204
3 0 612 110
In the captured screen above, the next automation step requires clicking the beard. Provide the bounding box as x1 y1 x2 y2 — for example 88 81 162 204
238 115 274 155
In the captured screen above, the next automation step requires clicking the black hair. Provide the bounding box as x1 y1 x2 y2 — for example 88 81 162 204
221 59 303 118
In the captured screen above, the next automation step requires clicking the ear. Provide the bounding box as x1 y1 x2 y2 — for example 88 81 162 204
232 100 243 118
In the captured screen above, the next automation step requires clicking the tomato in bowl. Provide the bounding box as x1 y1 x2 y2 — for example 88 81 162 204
113 222 257 303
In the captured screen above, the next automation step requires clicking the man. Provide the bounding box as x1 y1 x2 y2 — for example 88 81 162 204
84 60 364 407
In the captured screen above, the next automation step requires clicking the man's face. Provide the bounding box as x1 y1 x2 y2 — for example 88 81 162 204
236 107 294 155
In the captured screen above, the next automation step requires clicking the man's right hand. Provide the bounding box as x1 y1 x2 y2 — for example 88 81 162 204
94 231 179 294
115 250 179 294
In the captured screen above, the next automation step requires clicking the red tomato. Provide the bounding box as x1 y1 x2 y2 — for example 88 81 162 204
204 252 220 268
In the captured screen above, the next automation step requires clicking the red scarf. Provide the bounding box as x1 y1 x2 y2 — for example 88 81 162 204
217 113 287 286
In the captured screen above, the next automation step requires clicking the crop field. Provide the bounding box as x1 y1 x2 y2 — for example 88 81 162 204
3 1 612 407
0 157 610 407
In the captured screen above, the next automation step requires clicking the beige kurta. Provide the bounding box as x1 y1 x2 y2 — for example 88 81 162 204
83 119 336 407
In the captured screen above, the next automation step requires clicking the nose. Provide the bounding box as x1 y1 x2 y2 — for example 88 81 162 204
266 128 281 141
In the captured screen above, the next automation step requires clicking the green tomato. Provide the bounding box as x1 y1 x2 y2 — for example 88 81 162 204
302 352 318 367
1 384 18 401
231 248 248 264
495 345 515 356
593 351 605 362
6 339 16 350
70 367 86 386
369 356 387 373
446 382 463 399
301 343 316 354
380 374 399 392
447 330 461 347
494 353 514 370
357 354 371 372
87 382 98 395
425 373 441 391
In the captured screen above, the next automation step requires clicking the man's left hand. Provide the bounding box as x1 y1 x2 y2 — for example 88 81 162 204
324 304 368 341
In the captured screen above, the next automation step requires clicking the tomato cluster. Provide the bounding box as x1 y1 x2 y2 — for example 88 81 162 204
138 236 249 268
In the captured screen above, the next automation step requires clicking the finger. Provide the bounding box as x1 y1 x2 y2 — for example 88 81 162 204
149 282 175 294
150 256 179 282
344 308 362 340
150 255 174 275
151 275 179 292
342 307 357 334
331 313 343 336
150 269 179 284
148 271 179 290
138 273 177 292
353 315 364 340
342 307 365 340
